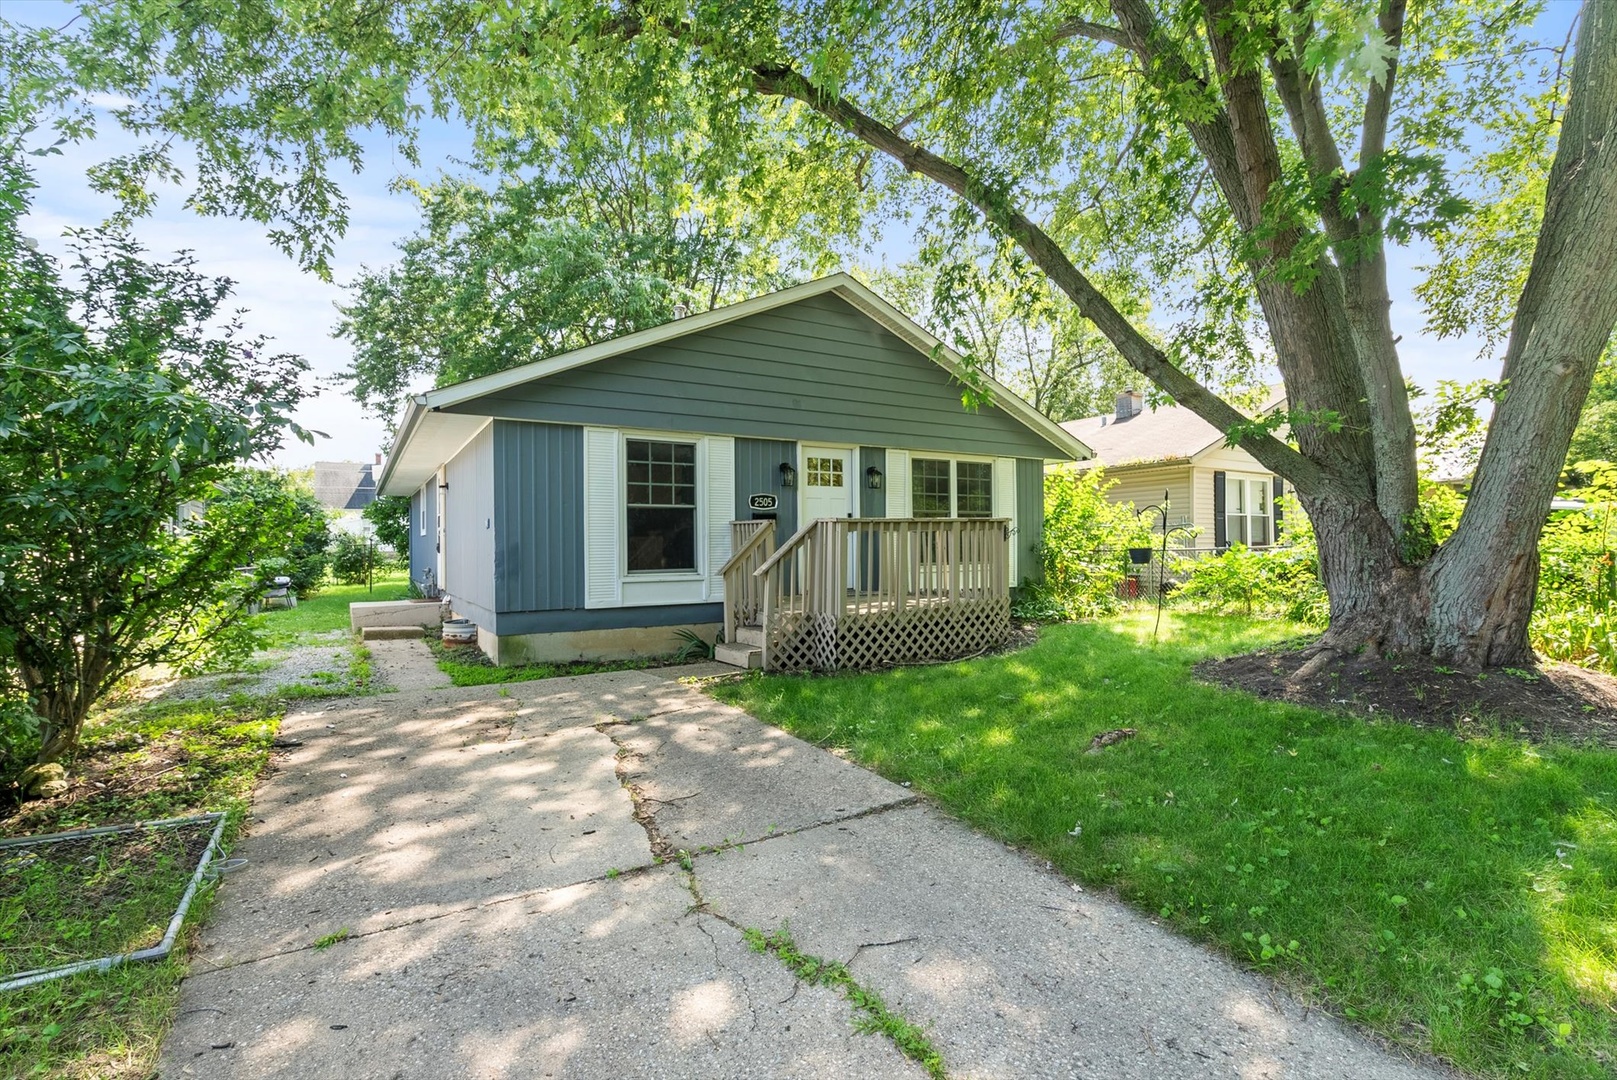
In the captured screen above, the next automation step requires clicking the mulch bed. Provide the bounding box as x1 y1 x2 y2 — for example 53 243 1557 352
1197 647 1617 746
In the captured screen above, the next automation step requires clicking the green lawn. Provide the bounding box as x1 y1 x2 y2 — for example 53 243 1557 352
255 568 411 647
0 695 280 1079
712 613 1617 1080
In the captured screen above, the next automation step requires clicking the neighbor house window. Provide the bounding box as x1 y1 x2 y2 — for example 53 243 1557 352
913 457 994 518
1226 475 1272 546
626 438 697 572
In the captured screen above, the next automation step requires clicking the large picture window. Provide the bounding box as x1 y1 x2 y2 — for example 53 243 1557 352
626 439 697 572
912 457 994 518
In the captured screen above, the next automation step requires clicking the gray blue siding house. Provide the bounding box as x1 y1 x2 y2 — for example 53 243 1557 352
376 274 1090 666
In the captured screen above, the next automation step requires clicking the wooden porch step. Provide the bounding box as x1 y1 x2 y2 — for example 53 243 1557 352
734 625 765 648
715 641 762 670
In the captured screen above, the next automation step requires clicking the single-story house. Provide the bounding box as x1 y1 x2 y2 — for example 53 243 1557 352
374 273 1092 668
1059 389 1288 549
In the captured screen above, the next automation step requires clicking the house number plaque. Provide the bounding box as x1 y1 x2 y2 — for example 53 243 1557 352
748 493 779 511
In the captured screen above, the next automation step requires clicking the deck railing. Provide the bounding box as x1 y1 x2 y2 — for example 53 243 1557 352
720 519 776 642
753 517 1011 671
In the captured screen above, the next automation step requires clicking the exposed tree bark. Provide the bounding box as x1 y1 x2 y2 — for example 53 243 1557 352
677 1 1617 669
1423 0 1617 666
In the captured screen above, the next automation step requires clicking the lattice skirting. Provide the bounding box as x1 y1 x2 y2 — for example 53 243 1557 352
765 597 1010 672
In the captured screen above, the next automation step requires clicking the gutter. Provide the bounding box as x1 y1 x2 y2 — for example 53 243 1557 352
374 394 428 497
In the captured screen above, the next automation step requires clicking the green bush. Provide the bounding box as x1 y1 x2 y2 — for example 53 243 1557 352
1533 462 1616 672
1036 466 1154 619
1173 495 1328 623
329 533 382 585
208 469 332 595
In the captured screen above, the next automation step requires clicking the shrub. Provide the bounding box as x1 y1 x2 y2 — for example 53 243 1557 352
1173 495 1328 624
1533 462 1615 672
329 533 382 585
1036 466 1154 619
363 494 413 566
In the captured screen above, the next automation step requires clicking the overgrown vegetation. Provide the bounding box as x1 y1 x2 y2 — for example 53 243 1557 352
0 692 280 1078
1534 464 1617 673
254 569 410 649
1021 466 1152 619
713 614 1617 1080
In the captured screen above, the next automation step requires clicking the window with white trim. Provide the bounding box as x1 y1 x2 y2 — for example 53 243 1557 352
1226 475 1272 546
626 438 698 572
912 458 995 518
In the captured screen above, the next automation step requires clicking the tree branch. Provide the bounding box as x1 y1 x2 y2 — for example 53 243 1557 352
1360 0 1407 166
1049 18 1131 49
747 63 1322 490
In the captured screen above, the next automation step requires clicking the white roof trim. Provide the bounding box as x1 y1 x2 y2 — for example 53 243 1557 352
407 273 1092 463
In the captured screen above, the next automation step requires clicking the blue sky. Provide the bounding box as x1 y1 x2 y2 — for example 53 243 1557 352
8 0 1574 468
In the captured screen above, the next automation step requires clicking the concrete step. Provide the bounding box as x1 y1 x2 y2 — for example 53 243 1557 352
362 625 425 641
735 625 765 648
714 641 762 669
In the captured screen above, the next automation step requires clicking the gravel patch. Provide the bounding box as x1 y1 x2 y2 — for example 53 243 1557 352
138 638 355 704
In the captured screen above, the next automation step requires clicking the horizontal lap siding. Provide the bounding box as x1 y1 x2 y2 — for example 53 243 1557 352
444 425 496 621
1105 467 1195 534
494 421 584 614
734 438 799 536
446 294 1059 460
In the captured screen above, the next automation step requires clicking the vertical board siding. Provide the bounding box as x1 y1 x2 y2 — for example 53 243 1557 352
408 487 431 589
443 425 496 619
447 294 1064 460
734 437 799 536
1016 458 1045 585
493 420 585 614
858 447 887 519
582 426 622 608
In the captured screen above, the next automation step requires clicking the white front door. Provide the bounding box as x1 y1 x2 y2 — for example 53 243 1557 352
800 446 854 522
801 446 856 590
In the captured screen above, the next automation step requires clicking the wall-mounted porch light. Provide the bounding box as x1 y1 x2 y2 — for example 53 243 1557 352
865 466 884 490
779 462 797 488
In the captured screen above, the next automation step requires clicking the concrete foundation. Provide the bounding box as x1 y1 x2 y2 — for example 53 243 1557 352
477 622 720 666
349 599 448 633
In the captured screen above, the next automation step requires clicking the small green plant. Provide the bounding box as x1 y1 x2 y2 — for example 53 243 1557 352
744 925 946 1078
671 628 714 663
312 928 352 950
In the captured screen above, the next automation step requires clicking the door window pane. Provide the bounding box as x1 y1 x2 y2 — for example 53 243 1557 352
806 456 844 487
956 461 993 517
912 458 951 517
626 439 697 572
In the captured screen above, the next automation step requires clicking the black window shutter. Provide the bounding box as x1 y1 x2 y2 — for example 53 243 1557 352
1213 471 1227 550
1272 476 1285 539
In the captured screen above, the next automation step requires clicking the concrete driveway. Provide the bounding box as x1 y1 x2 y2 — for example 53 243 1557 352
160 665 1449 1080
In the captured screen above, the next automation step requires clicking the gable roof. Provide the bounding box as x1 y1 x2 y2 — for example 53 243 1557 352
1059 389 1285 470
312 460 377 511
378 273 1092 495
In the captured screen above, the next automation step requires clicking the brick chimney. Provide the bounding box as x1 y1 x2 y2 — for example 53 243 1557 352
374 453 383 465
1115 389 1143 421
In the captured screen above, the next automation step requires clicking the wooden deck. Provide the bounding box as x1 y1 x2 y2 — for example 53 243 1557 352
722 517 1011 672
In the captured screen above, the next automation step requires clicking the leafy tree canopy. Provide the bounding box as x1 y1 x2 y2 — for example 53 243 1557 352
0 148 311 768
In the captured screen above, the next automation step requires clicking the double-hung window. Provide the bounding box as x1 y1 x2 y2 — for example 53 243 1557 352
626 438 698 572
1226 475 1272 547
912 458 995 518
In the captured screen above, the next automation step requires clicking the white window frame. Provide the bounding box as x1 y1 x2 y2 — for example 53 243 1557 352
1225 472 1273 547
418 485 428 536
908 453 998 519
621 432 705 582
